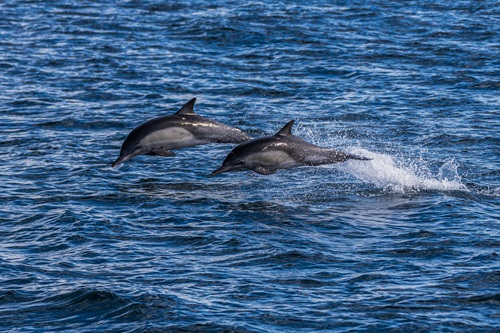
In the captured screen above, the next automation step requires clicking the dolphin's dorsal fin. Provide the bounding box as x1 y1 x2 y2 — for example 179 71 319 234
175 98 197 115
276 120 295 136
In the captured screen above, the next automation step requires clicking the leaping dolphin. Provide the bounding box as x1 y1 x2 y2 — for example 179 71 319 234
112 98 251 168
212 120 370 176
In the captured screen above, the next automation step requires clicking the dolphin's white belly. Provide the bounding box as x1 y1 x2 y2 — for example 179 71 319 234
140 127 206 149
248 150 299 168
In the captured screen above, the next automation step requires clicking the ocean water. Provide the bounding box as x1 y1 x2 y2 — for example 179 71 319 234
1 0 499 332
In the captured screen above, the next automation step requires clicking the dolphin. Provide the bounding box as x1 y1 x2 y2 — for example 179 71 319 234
112 98 251 168
212 120 370 175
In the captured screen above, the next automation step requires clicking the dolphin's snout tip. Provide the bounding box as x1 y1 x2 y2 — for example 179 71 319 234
112 155 127 168
211 169 222 176
211 165 230 176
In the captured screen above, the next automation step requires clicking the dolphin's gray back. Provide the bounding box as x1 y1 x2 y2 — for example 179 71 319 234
213 120 371 175
113 98 250 168
120 114 247 155
226 135 364 167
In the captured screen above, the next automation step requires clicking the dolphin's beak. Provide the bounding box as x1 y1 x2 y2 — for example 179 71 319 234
112 155 128 168
211 165 232 176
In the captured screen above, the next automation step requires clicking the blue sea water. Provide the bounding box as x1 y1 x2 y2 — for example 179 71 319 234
1 0 499 332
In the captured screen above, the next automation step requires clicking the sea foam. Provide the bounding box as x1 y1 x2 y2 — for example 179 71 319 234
339 148 468 193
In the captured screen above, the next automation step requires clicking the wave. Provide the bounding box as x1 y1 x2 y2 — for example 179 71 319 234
339 148 468 193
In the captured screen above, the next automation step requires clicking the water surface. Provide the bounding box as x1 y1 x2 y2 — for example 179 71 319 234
1 1 499 332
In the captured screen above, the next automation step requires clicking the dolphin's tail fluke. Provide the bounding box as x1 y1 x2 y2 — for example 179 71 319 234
346 154 372 161
322 149 372 164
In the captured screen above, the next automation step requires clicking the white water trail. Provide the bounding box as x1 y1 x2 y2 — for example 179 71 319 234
338 148 468 193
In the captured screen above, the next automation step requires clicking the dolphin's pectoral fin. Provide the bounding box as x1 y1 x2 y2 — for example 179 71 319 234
147 148 175 157
253 166 277 175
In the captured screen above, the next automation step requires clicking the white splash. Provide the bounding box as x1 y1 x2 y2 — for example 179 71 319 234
338 148 468 193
